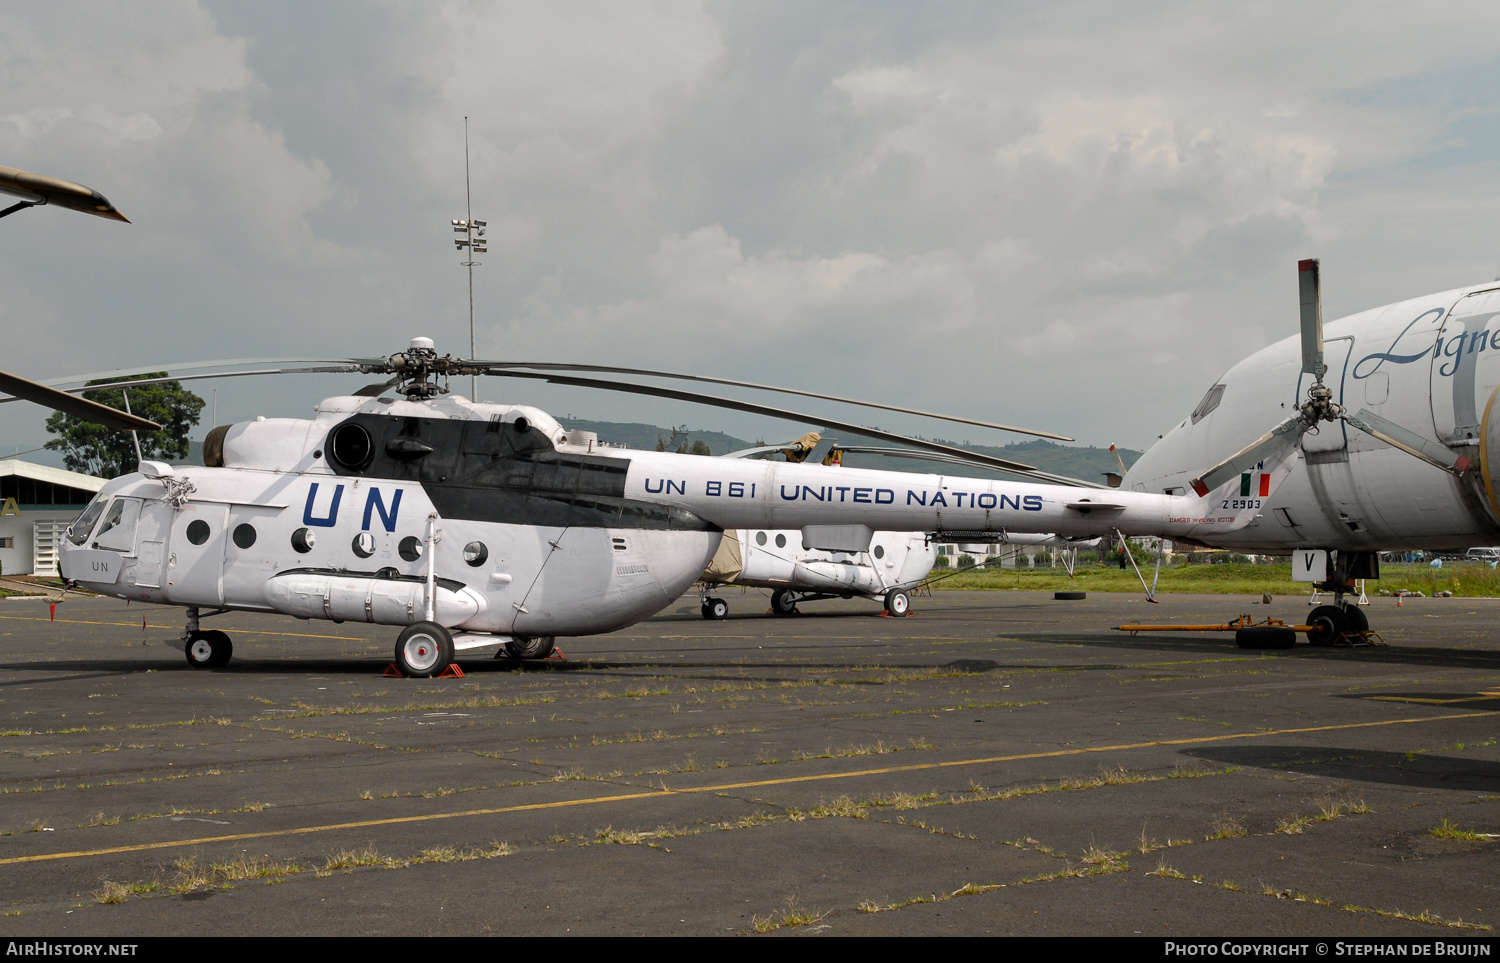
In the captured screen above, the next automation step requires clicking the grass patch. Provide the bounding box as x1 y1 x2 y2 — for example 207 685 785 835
1430 818 1491 842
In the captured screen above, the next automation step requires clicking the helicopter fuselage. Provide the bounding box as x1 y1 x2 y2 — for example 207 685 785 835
58 392 1282 641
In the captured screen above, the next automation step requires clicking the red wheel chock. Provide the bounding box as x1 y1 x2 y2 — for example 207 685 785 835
383 662 467 678
545 647 567 661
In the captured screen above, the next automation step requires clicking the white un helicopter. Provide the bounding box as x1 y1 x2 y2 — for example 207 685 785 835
0 336 1294 676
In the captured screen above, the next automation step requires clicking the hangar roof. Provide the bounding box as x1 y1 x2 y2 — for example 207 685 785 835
0 459 105 493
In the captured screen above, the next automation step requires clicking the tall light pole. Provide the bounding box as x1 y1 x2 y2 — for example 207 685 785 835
451 116 486 400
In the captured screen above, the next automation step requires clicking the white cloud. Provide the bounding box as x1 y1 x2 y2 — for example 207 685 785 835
6 1 1500 455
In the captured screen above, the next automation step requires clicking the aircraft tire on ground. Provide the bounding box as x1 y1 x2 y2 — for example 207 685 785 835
703 597 729 620
770 589 797 616
1235 626 1296 649
395 622 455 677
185 631 217 669
1305 605 1348 646
204 630 233 668
1341 604 1370 637
505 636 556 660
884 590 911 616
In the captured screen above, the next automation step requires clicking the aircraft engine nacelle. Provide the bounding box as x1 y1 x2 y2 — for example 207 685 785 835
264 572 487 629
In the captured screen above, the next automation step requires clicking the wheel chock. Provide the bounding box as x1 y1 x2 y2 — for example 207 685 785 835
544 647 567 661
435 663 466 678
878 610 916 618
383 663 403 678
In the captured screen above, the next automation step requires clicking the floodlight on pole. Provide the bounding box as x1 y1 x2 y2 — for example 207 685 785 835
449 117 486 400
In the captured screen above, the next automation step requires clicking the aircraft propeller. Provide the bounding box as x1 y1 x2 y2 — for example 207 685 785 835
1189 259 1471 496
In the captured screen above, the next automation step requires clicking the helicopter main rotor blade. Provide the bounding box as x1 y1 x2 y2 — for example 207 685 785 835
0 366 366 406
1299 258 1326 380
829 445 1106 489
0 370 159 431
476 360 1073 442
497 371 1045 474
1189 414 1305 496
1343 408 1471 476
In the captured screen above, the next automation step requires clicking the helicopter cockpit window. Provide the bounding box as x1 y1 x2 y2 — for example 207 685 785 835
1190 383 1226 424
67 495 108 546
93 497 142 553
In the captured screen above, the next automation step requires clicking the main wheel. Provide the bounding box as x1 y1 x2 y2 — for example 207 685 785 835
505 636 556 660
705 597 729 620
1341 604 1370 637
203 630 233 668
884 590 911 616
395 622 454 677
770 589 797 615
185 632 213 669
1306 605 1348 646
185 631 232 669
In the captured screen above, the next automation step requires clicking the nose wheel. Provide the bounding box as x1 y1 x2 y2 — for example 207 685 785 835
701 597 728 620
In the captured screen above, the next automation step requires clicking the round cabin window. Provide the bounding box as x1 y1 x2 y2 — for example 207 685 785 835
463 541 489 567
774 534 786 548
232 523 257 549
873 545 885 559
186 520 210 546
352 532 376 558
398 536 424 562
755 532 767 546
291 528 316 553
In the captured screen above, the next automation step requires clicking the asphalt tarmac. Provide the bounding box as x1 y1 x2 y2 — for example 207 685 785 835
0 587 1497 937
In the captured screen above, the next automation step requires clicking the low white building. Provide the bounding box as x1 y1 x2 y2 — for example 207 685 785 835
0 460 104 577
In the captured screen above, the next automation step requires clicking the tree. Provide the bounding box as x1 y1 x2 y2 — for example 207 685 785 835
44 373 205 479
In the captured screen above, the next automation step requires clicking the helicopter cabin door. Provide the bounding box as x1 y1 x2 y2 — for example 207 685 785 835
166 502 229 605
132 500 175 589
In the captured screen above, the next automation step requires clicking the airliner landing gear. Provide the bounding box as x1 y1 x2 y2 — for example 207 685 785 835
183 607 233 669
395 622 454 677
701 597 728 620
1308 551 1377 645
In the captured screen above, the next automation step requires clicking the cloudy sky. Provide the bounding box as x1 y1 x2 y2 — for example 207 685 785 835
3 1 1500 462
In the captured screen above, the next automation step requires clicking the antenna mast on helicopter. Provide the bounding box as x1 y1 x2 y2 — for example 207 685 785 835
450 117 487 401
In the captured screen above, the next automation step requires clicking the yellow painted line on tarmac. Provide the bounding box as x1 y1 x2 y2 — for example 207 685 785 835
0 709 1489 867
1366 692 1500 706
0 614 368 643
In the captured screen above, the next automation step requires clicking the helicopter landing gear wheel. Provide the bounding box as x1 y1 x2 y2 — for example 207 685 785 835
770 589 797 616
394 622 454 677
185 630 232 669
505 636 556 660
701 597 728 620
1306 605 1348 646
884 590 911 617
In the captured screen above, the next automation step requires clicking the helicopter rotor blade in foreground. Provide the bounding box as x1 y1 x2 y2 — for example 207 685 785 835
0 165 129 222
0 369 159 431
